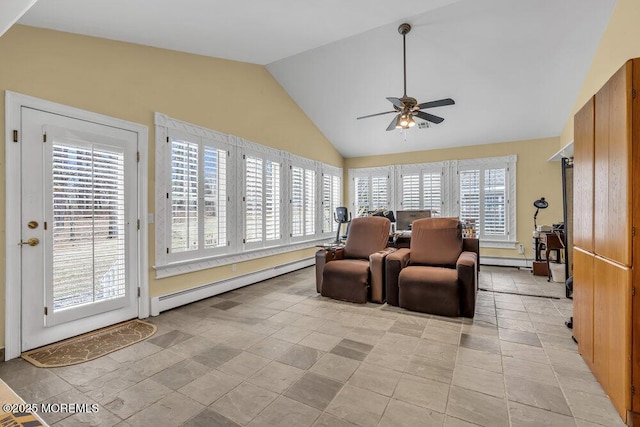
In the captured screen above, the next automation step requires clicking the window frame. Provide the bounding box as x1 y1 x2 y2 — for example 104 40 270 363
289 155 320 243
164 128 230 264
348 167 394 217
454 156 517 247
396 161 450 216
349 156 516 249
154 113 342 278
321 164 343 237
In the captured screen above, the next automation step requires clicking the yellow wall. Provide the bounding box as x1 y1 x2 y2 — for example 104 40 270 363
0 25 343 349
561 0 640 145
345 137 564 259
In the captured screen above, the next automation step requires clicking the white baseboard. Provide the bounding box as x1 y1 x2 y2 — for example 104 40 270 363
150 257 315 316
480 256 532 268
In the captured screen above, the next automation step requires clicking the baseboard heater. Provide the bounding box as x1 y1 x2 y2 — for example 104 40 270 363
150 257 315 316
480 256 532 268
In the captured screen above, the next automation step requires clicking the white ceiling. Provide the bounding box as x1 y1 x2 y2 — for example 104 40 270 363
18 0 617 158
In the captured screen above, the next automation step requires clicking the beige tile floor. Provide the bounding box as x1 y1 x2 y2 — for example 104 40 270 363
0 266 626 427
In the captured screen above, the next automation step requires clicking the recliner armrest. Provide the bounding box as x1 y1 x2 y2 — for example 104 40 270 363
315 248 345 293
369 248 397 303
385 248 411 306
456 251 478 318
463 238 479 272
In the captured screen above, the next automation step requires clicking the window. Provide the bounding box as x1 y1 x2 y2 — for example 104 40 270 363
457 156 515 244
167 130 227 262
291 165 316 239
349 157 515 248
155 113 342 276
350 169 392 217
244 152 282 248
322 171 342 234
398 164 444 216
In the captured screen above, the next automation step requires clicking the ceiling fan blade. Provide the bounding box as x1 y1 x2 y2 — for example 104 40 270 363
386 97 405 109
386 115 400 131
415 111 444 124
357 110 397 120
418 98 455 110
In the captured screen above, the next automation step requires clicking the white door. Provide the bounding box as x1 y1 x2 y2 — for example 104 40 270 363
20 107 139 351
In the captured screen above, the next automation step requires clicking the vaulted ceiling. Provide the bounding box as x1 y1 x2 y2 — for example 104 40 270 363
17 0 617 157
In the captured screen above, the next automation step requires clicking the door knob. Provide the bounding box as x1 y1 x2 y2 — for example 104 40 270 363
18 238 40 246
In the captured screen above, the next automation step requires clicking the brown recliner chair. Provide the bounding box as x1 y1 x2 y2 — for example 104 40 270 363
315 216 394 303
385 217 479 317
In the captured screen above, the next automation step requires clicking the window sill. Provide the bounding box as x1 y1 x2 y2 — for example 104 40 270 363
154 238 330 279
479 240 517 249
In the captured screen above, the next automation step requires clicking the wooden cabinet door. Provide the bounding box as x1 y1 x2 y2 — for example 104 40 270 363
573 248 594 366
594 256 631 420
594 61 632 266
573 99 594 252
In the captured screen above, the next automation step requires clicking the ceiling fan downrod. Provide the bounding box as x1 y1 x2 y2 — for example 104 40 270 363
398 23 411 98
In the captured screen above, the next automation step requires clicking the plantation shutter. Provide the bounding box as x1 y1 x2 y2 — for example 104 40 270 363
423 172 442 216
170 139 198 252
322 174 332 233
291 166 304 237
331 175 341 232
401 174 420 209
484 168 507 236
371 176 388 210
245 156 263 243
459 169 480 234
304 169 316 235
203 146 226 248
265 161 280 241
355 176 369 215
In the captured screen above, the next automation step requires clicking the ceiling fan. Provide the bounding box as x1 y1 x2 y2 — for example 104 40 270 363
357 23 455 131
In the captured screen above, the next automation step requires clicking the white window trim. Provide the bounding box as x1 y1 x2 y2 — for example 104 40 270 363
154 113 338 278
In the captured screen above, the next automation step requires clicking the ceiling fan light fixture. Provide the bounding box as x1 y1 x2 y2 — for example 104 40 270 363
356 23 455 131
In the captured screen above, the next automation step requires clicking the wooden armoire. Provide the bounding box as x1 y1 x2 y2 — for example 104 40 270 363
573 58 640 424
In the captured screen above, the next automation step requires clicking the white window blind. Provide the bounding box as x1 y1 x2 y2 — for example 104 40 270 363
171 139 199 252
322 174 342 233
244 155 282 245
353 173 390 216
399 170 442 215
244 156 263 243
423 172 442 216
459 170 480 234
291 165 316 238
265 160 281 241
169 135 228 259
291 166 304 237
355 176 369 215
401 174 420 210
484 168 506 236
52 144 126 310
371 176 388 210
459 165 509 240
204 146 227 248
